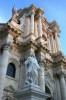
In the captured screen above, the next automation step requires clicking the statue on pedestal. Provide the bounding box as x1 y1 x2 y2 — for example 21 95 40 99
25 54 40 85
12 6 19 23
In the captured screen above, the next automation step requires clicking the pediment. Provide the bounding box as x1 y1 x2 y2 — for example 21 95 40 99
4 85 15 92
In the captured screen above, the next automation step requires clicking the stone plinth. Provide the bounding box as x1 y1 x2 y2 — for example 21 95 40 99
14 84 50 100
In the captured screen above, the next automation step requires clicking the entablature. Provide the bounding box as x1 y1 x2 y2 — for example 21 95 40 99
51 51 66 69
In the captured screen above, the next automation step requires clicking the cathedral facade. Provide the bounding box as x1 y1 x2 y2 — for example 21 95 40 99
0 4 66 100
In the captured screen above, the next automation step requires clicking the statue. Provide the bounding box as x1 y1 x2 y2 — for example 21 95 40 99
12 6 19 23
24 54 40 85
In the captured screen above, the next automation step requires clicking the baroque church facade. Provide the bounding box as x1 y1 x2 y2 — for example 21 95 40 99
0 4 66 100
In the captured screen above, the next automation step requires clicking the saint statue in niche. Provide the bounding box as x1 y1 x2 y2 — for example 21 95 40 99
25 53 40 85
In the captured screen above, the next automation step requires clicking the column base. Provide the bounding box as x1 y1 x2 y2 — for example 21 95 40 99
14 84 51 100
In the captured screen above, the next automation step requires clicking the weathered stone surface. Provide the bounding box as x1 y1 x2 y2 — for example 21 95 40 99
0 4 66 100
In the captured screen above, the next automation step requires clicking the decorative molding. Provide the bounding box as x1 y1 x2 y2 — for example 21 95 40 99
4 85 15 92
1 43 13 52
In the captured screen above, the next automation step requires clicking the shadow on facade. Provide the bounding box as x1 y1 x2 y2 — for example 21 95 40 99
45 85 52 100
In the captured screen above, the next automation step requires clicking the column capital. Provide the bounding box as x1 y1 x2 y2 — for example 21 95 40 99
38 12 42 18
59 71 65 78
39 59 46 66
2 42 13 51
31 9 35 14
54 71 65 78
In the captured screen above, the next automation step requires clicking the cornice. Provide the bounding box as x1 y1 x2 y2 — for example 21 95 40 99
51 51 66 68
14 84 51 99
49 20 61 33
19 4 37 18
0 21 21 39
35 40 49 53
20 40 37 52
7 21 22 34
19 4 44 19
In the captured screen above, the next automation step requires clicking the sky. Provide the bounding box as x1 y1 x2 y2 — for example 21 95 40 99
0 0 66 55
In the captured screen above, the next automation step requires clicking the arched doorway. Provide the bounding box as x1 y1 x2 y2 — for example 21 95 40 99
45 85 51 100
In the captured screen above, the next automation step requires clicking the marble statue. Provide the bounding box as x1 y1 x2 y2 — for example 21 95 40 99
25 54 40 84
12 7 19 23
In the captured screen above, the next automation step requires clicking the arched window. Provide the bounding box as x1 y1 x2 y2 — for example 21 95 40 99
6 63 16 78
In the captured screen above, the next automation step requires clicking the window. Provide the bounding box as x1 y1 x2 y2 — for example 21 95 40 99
6 63 16 78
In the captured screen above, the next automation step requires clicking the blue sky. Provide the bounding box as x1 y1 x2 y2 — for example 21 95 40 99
0 0 66 55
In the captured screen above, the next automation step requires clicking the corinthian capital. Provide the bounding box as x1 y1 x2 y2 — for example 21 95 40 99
54 70 65 79
59 71 65 78
39 58 46 65
31 9 35 14
2 42 13 51
38 12 42 18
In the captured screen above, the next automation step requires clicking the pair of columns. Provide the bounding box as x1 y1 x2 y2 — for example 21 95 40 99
28 9 42 37
0 43 12 100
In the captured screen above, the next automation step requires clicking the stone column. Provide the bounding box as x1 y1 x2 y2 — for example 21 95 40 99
25 17 29 36
0 43 12 100
59 72 66 100
55 32 61 51
34 21 38 37
50 35 54 53
58 34 62 51
47 35 51 51
38 61 45 92
54 74 61 100
30 10 35 34
38 13 42 37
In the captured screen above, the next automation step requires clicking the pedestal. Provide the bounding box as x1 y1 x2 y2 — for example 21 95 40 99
14 84 50 100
